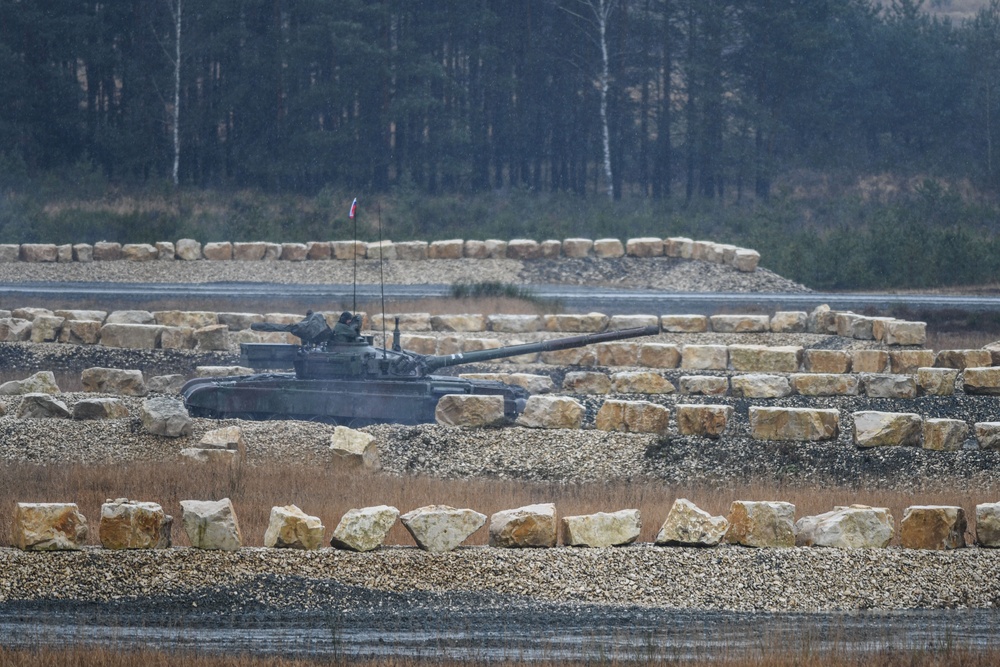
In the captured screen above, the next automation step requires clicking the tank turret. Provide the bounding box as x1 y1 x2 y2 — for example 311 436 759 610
182 311 660 426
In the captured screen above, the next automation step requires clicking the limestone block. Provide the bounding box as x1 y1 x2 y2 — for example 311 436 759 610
195 366 254 377
883 320 927 346
974 422 1000 450
611 371 675 394
733 249 760 272
540 347 596 366
483 239 507 258
431 314 486 332
366 240 396 260
489 503 557 548
851 350 889 373
233 242 266 260
0 244 20 261
106 310 155 325
140 397 193 437
595 342 639 367
869 318 896 343
277 242 307 261
180 498 242 550
890 350 936 374
562 238 593 257
399 334 436 355
625 237 663 257
0 318 31 342
562 509 642 547
264 505 324 550
749 407 839 441
503 373 555 394
655 499 728 546
175 238 202 260
770 311 807 333
56 320 101 345
29 315 63 342
804 350 851 374
100 323 164 349
562 371 611 394
899 505 966 550
331 240 366 260
56 244 73 262
863 374 917 399
852 411 922 448
731 374 792 399
218 312 265 331
194 324 230 351
371 312 431 332
54 309 106 322
681 345 728 370
661 315 708 333
791 373 860 396
200 426 247 452
690 241 712 260
462 337 502 353
19 244 57 262
122 243 158 261
394 241 428 260
595 399 670 434
400 505 487 552
12 307 53 321
729 345 803 373
987 341 1000 366
70 243 92 262
155 241 175 259
306 241 332 260
487 314 541 333
264 313 302 325
0 371 60 395
678 376 730 396
81 367 147 396
153 311 219 329
72 397 129 420
428 239 464 259
262 242 281 259
462 240 488 258
330 425 380 470
608 314 660 329
676 404 733 438
936 349 993 370
14 503 88 551
725 501 796 548
664 237 694 258
593 238 624 258
975 503 1000 547
148 374 187 394
435 394 506 427
506 238 542 259
91 242 122 261
99 499 172 549
835 312 874 340
160 326 196 350
538 239 560 257
515 395 585 429
963 367 1000 395
638 344 680 369
330 505 399 552
922 418 968 452
710 315 770 333
543 313 609 333
16 394 71 419
794 505 894 549
917 367 958 396
179 448 240 464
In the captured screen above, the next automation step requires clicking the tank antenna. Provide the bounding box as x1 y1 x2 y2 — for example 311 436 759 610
349 196 358 313
378 201 387 358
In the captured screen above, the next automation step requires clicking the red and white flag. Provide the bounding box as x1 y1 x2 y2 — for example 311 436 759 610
349 198 357 219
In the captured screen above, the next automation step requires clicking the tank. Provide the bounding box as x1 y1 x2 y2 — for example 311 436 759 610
181 311 660 426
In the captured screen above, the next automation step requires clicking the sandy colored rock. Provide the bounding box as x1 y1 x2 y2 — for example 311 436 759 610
16 394 71 419
725 501 796 548
595 400 669 434
975 503 1000 547
922 418 968 452
155 241 175 259
73 397 129 420
974 422 1000 450
664 237 693 258
106 310 155 325
638 343 681 369
562 509 642 547
917 367 958 396
160 326 196 350
595 341 640 366
100 323 164 349
331 241 366 260
851 350 888 373
899 505 966 550
431 314 486 332
175 238 202 260
306 241 332 260
194 324 230 351
153 310 219 329
790 373 859 397
489 503 557 548
0 371 60 395
543 312 609 333
882 320 927 346
29 315 63 342
122 244 158 261
655 498 729 546
675 404 732 438
428 239 464 259
562 238 593 257
330 425 380 470
179 448 239 464
505 239 541 259
487 314 542 333
863 374 917 399
795 505 894 549
963 367 1000 395
835 312 874 340
709 315 770 333
678 376 729 396
233 242 266 260
593 238 624 258
935 349 993 370
625 237 663 257
278 243 308 261
729 345 802 373
81 367 147 396
400 505 487 552
661 315 708 333
540 347 596 366
731 374 792 398
99 499 172 549
13 503 88 551
330 506 399 552
610 371 674 394
200 426 247 452
681 345 728 370
852 411 922 448
20 244 58 263
0 318 32 342
58 320 103 345
733 248 760 272
561 371 611 394
264 505 324 550
890 350 936 374
435 394 507 427
180 498 243 551
770 311 807 333
140 397 193 437
803 350 851 374
516 395 584 429
750 407 839 441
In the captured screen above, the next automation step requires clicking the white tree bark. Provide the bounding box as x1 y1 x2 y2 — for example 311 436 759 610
172 0 182 186
592 0 615 199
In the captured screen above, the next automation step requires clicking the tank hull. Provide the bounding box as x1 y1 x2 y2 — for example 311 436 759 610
181 373 528 426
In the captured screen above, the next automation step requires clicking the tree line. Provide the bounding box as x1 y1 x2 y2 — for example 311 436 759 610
3 0 1000 199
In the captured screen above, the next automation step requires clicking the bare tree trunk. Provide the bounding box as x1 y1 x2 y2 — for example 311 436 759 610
595 0 614 199
172 0 182 186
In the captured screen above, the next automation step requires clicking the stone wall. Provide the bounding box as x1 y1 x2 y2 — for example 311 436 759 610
1 236 762 271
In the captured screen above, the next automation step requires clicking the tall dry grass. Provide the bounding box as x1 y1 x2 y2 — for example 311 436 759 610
0 462 993 548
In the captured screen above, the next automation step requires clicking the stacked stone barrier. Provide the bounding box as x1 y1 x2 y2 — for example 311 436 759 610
12 496 1000 552
2 236 762 271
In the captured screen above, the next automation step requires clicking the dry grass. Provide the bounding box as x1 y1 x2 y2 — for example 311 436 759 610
924 329 998 352
0 462 993 548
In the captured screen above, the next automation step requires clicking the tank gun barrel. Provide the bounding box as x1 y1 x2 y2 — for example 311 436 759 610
421 324 660 372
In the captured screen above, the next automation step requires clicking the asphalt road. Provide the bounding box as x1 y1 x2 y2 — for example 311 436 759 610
1 281 998 316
